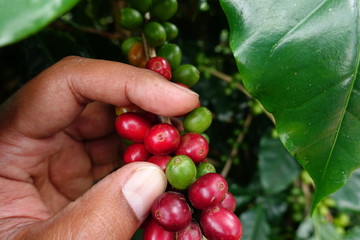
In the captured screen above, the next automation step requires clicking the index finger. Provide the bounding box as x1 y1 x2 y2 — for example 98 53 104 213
0 56 199 139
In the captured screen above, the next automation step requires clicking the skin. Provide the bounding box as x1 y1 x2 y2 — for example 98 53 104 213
0 56 199 239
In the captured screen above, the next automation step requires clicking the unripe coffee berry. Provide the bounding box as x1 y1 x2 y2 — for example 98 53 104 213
166 155 196 190
183 107 212 133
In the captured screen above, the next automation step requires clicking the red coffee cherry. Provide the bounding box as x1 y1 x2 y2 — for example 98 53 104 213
151 191 192 232
144 123 180 155
115 112 151 142
218 192 236 212
123 143 150 164
200 206 242 240
147 155 172 172
188 173 228 210
143 217 175 240
175 132 209 164
146 56 172 80
176 221 202 240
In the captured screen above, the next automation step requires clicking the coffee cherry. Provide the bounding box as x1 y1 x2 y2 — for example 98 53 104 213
144 22 167 47
200 206 242 240
121 37 142 56
128 42 147 67
119 8 143 30
200 133 210 143
162 22 178 41
157 43 182 70
196 162 216 178
115 112 151 142
129 0 152 13
123 143 151 163
173 64 200 88
166 155 196 190
150 0 178 21
176 221 202 240
115 104 142 116
183 107 212 133
146 56 172 80
175 133 209 164
147 155 172 172
218 192 236 212
144 123 180 155
188 173 228 210
151 191 192 232
143 217 175 240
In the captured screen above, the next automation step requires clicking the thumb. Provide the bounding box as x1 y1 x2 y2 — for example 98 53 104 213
29 162 167 240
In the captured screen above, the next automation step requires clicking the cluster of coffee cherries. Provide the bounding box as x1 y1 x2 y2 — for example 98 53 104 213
115 0 242 239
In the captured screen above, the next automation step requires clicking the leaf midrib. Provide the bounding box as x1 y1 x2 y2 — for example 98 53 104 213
320 27 360 184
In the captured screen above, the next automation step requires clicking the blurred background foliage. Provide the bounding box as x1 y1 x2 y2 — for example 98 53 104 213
1 0 360 239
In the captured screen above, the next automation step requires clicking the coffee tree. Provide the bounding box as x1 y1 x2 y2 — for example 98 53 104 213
1 0 360 239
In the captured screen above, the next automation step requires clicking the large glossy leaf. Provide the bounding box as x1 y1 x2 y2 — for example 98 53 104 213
0 0 80 47
220 0 360 213
258 135 300 194
239 205 270 240
332 168 360 212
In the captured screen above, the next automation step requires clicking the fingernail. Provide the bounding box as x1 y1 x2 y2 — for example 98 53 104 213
171 82 199 96
122 166 167 221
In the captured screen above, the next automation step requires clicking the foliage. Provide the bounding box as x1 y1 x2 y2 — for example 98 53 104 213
220 0 360 214
1 0 360 239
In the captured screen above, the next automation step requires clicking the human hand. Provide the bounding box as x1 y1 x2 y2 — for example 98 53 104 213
0 56 199 239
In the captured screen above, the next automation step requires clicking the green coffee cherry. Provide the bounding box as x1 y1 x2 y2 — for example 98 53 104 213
119 8 143 30
173 64 200 88
166 155 197 190
144 22 167 47
121 37 142 56
129 0 152 13
157 43 182 70
196 162 216 178
183 107 212 133
151 0 178 21
162 21 178 41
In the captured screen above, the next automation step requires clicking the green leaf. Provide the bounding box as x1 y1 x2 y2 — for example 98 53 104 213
220 0 360 214
0 0 80 47
331 169 360 212
258 135 300 194
296 215 342 240
239 205 270 240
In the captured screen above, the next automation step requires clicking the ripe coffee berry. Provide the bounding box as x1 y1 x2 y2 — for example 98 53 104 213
144 123 180 155
151 191 192 232
146 56 172 80
143 217 175 240
219 192 237 212
176 221 202 240
188 173 228 210
175 132 209 164
115 112 151 142
147 155 172 172
200 206 242 240
123 143 150 163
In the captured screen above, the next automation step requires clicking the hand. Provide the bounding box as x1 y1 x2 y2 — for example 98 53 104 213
0 56 199 239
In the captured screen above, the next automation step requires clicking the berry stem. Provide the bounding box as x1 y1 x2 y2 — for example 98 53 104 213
200 66 275 124
221 110 253 178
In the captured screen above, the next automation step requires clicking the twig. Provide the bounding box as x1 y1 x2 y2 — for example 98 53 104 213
200 66 275 124
221 111 253 178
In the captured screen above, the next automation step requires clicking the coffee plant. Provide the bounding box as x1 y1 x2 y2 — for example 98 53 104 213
1 0 360 239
